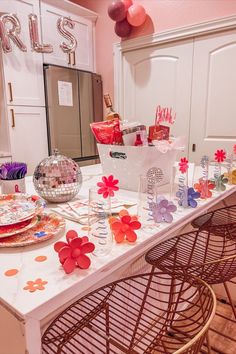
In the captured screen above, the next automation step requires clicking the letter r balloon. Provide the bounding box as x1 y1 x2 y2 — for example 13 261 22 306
0 13 27 53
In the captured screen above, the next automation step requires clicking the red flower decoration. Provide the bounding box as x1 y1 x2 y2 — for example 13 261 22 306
179 157 189 174
109 209 141 243
194 178 215 199
97 175 119 198
214 149 226 163
54 230 95 274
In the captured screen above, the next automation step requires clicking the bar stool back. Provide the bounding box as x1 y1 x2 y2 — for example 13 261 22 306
145 229 236 284
145 229 236 352
191 205 236 239
42 271 216 354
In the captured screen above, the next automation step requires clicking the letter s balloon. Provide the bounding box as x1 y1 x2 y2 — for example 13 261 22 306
57 16 77 53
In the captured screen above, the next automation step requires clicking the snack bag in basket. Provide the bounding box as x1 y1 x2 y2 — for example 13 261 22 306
90 118 123 145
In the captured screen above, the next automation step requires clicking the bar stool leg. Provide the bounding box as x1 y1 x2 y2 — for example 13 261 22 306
223 282 236 320
206 331 212 354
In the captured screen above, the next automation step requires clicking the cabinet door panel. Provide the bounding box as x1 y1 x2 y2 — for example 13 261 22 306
73 16 94 71
7 106 48 175
121 39 193 155
189 29 236 162
0 0 45 106
41 4 70 67
41 3 94 71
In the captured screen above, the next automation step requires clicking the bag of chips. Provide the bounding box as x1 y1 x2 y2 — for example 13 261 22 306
90 118 123 145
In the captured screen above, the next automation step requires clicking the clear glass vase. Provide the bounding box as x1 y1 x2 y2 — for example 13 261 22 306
138 175 160 231
88 187 113 257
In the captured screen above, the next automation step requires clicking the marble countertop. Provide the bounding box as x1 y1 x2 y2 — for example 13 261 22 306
0 164 235 322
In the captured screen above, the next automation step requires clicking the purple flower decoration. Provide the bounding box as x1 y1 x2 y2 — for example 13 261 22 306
187 187 200 208
150 197 177 223
177 187 200 208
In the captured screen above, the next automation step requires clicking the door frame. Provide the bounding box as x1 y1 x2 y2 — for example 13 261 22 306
114 15 236 117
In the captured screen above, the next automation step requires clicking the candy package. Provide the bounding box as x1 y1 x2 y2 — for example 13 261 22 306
90 118 123 145
149 124 170 141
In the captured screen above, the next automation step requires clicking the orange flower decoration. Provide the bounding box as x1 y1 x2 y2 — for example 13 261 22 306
194 178 215 199
23 278 48 292
109 209 141 243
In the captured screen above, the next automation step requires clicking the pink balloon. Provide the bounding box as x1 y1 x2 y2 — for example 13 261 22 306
127 4 146 27
115 19 132 38
108 1 126 22
121 0 133 11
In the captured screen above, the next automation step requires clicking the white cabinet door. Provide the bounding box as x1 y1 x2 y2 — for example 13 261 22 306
0 0 45 106
41 3 94 71
7 106 48 175
189 29 236 163
121 39 194 155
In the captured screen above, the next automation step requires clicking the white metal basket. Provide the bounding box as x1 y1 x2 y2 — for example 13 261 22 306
97 144 178 191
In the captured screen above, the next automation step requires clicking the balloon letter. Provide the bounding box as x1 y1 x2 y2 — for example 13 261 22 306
57 17 77 53
28 14 53 53
0 13 27 53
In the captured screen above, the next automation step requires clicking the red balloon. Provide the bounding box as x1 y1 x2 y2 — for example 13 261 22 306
127 4 146 27
108 1 126 22
121 0 133 11
115 19 132 38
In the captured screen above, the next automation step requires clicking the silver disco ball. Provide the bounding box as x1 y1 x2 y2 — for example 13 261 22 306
33 149 82 203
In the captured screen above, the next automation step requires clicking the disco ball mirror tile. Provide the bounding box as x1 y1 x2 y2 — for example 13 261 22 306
33 150 82 203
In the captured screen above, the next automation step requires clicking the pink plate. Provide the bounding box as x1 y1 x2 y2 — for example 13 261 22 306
0 215 38 238
0 213 65 247
0 194 45 226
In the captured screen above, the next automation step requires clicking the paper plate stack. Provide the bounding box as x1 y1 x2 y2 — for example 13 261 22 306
0 194 65 247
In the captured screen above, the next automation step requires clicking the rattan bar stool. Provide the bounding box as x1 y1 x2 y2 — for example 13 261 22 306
191 205 236 239
42 271 216 354
145 229 236 352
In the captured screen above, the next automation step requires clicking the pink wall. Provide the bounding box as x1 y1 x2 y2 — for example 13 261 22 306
72 0 236 111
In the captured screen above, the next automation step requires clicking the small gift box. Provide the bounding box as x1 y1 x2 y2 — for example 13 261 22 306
149 105 176 141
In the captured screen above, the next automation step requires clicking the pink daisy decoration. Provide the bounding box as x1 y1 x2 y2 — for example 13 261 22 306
214 149 226 163
97 175 119 198
179 157 189 174
233 144 236 155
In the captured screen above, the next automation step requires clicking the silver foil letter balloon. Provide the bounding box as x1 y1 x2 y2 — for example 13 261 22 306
33 149 82 203
0 13 27 53
57 16 77 53
28 14 53 53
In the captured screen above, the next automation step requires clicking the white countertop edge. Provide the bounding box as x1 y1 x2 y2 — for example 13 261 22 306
15 184 236 321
